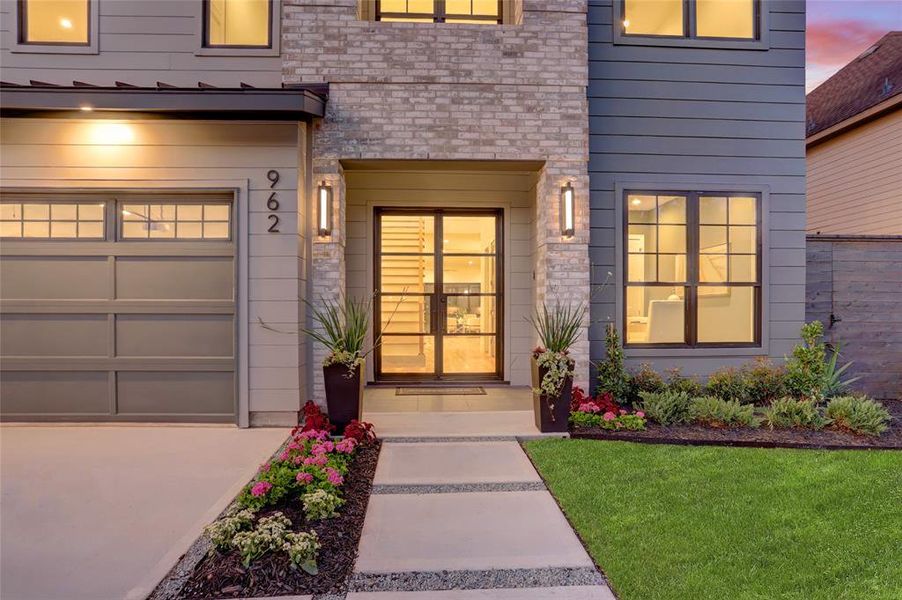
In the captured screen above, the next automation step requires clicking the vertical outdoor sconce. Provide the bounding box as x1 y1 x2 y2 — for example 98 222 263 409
560 181 575 238
317 181 332 237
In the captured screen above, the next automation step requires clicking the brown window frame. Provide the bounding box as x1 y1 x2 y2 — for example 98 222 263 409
17 0 92 46
620 0 760 42
202 0 273 49
623 190 762 349
375 0 503 24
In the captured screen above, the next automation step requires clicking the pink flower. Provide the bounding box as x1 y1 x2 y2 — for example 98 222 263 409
250 481 272 497
325 467 344 486
296 472 313 484
304 454 328 467
619 409 627 415
298 429 329 441
636 411 645 418
578 402 601 414
278 450 291 462
603 411 616 422
293 456 304 465
336 438 356 454
311 440 334 455
259 462 271 473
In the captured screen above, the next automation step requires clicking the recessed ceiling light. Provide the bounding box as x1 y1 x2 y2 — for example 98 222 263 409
80 105 93 112
631 198 642 206
59 17 73 29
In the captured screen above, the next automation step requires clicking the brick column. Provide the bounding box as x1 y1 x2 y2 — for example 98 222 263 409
310 159 346 406
534 161 591 389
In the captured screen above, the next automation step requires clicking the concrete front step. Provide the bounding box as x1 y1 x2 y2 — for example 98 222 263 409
374 441 542 485
354 491 594 573
347 587 614 599
363 410 543 437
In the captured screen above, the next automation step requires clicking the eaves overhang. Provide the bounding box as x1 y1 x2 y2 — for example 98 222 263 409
0 82 327 120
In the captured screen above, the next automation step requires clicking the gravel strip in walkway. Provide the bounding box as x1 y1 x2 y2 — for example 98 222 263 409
349 567 605 592
371 482 547 494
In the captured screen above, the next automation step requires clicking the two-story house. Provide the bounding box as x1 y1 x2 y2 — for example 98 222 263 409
0 0 806 426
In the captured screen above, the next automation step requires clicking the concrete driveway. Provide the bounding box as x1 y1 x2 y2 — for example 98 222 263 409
0 425 287 600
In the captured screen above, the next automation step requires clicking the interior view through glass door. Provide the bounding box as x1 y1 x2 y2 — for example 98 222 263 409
375 209 502 380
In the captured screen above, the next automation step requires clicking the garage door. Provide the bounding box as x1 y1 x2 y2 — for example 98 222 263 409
0 192 237 422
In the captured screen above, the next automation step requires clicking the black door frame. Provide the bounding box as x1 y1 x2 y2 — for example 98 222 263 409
373 207 504 382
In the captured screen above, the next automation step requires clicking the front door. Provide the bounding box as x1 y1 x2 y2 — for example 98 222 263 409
374 208 503 381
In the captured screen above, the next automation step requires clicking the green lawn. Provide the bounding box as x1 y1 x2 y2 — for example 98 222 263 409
524 439 902 600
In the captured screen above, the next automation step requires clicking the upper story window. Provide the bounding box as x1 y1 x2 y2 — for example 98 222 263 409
622 0 757 40
18 0 90 45
204 0 272 48
377 0 502 24
624 191 761 347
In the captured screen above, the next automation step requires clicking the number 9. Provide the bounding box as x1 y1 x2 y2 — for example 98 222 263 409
266 169 280 188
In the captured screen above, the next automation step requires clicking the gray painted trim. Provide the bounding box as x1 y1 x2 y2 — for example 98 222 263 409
613 178 771 358
611 0 770 51
9 0 100 55
0 178 252 427
0 86 326 120
192 0 282 57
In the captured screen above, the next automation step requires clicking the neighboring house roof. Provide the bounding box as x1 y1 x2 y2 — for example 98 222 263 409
0 81 328 120
806 31 902 143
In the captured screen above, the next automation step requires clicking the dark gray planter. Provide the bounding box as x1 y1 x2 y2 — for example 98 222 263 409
531 355 573 433
322 359 364 433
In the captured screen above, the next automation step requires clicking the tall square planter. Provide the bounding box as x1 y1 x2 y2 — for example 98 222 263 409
322 360 364 433
531 355 572 433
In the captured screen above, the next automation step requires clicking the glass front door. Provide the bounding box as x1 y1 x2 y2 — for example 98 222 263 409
374 209 502 380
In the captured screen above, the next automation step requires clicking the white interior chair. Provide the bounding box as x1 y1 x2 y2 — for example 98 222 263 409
647 300 684 343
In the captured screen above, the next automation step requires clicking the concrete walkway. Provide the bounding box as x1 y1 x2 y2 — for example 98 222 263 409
350 437 615 599
0 425 286 600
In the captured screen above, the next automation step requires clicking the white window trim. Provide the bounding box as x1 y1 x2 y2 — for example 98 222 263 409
10 0 99 55
612 0 770 51
613 179 771 358
194 0 281 57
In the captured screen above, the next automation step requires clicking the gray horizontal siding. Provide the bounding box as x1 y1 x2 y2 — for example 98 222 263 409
588 0 807 380
0 1 281 87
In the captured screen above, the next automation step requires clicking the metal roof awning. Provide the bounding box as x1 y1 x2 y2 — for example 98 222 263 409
0 82 327 120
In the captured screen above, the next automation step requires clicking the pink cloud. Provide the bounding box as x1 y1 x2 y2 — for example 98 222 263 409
806 20 888 92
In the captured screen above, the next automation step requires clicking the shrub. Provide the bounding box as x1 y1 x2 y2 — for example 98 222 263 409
763 397 827 430
822 345 861 399
665 368 704 397
689 396 760 428
343 419 377 445
706 367 750 403
744 357 786 405
302 488 344 521
283 531 321 575
825 396 891 437
784 321 828 401
300 400 334 434
205 506 257 551
629 363 665 403
638 390 692 426
596 324 630 401
569 408 646 431
570 411 602 428
232 513 292 566
570 387 619 414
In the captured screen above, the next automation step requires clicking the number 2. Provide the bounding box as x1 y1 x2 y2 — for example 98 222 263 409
267 214 280 233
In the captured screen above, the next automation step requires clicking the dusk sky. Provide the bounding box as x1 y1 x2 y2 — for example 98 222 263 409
807 0 902 92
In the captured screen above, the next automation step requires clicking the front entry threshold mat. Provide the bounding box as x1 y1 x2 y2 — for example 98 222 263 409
396 386 486 396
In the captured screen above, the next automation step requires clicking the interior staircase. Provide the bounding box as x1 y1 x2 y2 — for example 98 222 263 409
380 218 430 364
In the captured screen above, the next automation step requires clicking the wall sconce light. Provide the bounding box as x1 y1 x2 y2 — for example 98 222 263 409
317 181 333 237
560 182 575 238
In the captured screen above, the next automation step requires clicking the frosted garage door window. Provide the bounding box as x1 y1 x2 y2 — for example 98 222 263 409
121 203 231 240
0 202 104 239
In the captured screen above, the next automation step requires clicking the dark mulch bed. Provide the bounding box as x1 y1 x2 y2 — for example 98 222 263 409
179 440 381 599
571 399 902 450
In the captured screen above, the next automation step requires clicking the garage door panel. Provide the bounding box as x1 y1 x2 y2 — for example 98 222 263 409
0 314 109 357
115 257 233 300
116 314 234 358
116 371 234 415
0 371 110 415
0 256 108 299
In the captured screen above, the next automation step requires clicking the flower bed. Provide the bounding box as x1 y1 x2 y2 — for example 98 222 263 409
152 403 381 599
576 321 899 450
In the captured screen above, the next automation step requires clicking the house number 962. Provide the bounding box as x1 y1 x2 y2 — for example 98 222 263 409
266 169 280 233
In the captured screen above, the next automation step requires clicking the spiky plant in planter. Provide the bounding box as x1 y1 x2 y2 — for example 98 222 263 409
528 301 585 432
303 293 401 431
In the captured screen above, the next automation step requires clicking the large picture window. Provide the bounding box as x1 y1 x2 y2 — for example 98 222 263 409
377 0 502 24
622 0 757 40
624 191 761 347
